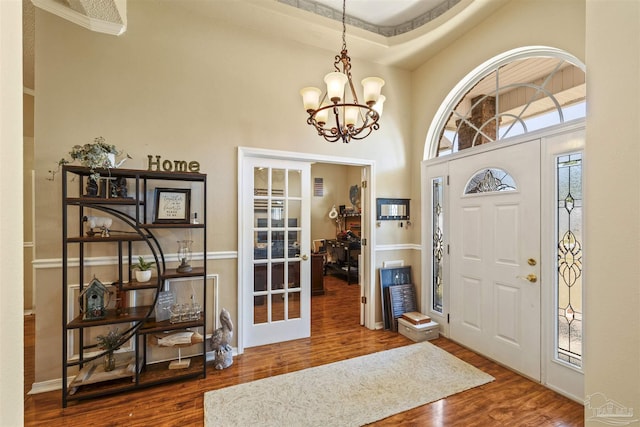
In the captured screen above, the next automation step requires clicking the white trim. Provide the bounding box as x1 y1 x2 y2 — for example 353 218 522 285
31 0 127 36
32 250 237 269
375 243 421 252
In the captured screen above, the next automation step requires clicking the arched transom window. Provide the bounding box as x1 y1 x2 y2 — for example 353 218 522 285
426 47 586 158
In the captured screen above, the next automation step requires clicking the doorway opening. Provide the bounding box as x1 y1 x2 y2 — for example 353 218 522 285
237 147 375 354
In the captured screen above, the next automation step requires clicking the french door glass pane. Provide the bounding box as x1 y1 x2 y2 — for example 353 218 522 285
252 165 303 326
556 153 583 368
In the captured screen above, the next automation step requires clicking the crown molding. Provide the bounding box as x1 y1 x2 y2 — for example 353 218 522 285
31 0 126 36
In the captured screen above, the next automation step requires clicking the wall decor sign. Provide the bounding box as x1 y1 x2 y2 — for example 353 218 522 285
154 188 191 224
147 155 200 173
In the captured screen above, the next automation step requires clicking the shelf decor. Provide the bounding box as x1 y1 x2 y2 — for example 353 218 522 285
79 277 110 320
49 136 129 181
153 188 191 224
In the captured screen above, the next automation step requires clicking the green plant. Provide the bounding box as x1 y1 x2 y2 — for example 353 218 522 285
131 256 156 271
48 136 130 181
96 328 122 351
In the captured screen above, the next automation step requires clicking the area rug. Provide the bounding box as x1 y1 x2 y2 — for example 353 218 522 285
204 342 494 426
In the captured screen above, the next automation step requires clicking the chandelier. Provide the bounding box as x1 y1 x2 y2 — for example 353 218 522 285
300 0 385 144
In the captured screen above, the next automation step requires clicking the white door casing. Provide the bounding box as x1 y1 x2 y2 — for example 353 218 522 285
449 140 541 380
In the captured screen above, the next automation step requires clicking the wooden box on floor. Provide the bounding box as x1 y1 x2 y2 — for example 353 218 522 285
397 318 439 342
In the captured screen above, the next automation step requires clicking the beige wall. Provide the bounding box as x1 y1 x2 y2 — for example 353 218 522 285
310 163 359 242
584 0 640 421
33 1 412 383
24 93 35 312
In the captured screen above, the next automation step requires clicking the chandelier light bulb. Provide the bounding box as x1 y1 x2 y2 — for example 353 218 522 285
300 87 322 112
324 72 348 103
373 95 386 118
316 102 330 125
361 77 385 106
345 106 359 127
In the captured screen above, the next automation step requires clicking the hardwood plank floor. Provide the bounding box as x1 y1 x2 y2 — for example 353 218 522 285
24 275 584 426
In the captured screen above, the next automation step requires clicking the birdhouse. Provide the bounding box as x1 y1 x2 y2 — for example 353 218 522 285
79 277 109 320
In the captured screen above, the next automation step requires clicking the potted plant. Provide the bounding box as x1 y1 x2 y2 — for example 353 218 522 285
48 136 129 181
96 328 122 372
131 256 156 282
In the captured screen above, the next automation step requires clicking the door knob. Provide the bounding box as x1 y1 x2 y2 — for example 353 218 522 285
301 254 309 261
517 274 537 283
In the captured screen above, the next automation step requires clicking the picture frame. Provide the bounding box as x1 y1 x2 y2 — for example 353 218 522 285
153 188 191 224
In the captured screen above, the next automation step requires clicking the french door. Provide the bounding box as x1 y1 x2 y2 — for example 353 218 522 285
241 157 311 348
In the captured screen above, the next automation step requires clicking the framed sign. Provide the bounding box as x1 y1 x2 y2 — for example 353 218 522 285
153 188 191 224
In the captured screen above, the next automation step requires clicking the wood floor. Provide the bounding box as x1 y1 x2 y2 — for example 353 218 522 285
24 275 584 426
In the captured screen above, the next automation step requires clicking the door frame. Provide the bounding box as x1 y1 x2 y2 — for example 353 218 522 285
237 147 376 354
421 120 586 400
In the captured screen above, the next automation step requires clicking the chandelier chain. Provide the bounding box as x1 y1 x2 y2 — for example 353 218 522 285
341 0 347 52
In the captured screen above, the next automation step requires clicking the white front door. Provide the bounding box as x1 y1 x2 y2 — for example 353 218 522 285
242 157 311 348
449 140 541 380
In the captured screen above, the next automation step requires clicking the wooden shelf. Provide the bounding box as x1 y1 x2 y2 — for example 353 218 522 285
140 223 205 229
67 306 154 329
67 234 147 243
139 316 205 334
161 267 205 279
65 355 205 402
63 165 207 182
65 197 142 206
68 352 139 393
119 280 161 291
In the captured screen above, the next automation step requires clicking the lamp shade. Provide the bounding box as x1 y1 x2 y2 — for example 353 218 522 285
300 87 322 112
361 77 385 105
372 95 386 118
345 106 359 126
324 72 348 102
316 102 330 125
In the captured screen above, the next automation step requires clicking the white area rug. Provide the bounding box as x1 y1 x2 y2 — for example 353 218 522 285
204 342 494 426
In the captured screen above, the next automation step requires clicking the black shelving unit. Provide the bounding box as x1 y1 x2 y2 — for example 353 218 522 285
61 165 207 407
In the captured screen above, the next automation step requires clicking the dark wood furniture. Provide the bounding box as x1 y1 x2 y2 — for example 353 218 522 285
325 239 360 285
311 253 325 296
61 165 207 407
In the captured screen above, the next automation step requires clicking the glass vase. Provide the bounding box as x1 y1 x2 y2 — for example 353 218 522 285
104 352 116 372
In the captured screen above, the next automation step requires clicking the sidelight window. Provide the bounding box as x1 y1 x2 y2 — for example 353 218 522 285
556 153 583 368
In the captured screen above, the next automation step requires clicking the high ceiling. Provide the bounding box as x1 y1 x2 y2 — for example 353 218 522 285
22 0 509 90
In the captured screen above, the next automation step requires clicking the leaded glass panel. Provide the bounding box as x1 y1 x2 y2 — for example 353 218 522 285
556 153 583 368
464 168 516 194
431 177 444 313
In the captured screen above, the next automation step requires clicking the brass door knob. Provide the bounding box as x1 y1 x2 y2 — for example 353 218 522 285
517 274 538 283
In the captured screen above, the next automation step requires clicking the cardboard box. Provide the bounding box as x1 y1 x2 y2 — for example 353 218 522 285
397 318 439 342
401 311 431 325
